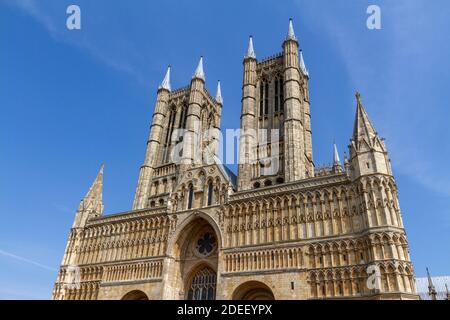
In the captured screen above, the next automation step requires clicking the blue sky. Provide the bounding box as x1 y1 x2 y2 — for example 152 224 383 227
0 0 449 299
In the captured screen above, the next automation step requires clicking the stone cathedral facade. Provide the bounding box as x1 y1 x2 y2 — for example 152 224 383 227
53 20 419 300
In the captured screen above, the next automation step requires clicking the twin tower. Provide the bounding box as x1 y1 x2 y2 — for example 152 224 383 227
131 18 392 210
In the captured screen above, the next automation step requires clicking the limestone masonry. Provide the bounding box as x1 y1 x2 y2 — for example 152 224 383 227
53 20 419 300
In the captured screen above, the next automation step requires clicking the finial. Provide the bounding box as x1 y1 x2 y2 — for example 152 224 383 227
286 18 297 41
427 267 437 300
215 80 223 104
245 36 256 59
333 142 341 165
193 56 205 81
356 91 362 105
299 50 309 77
158 66 171 91
446 283 450 300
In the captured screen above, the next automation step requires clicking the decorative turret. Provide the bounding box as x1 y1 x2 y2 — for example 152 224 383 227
348 92 392 179
332 142 342 173
299 50 309 78
445 283 450 300
133 67 171 209
286 18 297 41
158 66 171 92
193 56 205 81
282 18 310 182
215 80 223 105
245 36 256 59
238 36 258 191
73 164 104 228
427 268 437 300
182 57 206 165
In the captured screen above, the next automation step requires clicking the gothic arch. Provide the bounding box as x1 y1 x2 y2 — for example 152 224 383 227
163 212 220 300
121 290 149 300
166 211 223 257
232 281 275 300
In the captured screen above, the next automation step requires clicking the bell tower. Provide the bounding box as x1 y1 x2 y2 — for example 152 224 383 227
237 19 314 191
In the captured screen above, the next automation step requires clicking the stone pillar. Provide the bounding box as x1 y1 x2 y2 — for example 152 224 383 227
283 36 305 182
133 88 170 209
238 47 257 191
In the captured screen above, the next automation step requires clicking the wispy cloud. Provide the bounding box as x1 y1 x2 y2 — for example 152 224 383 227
52 203 73 214
5 0 58 35
0 249 57 272
296 0 450 197
2 0 146 83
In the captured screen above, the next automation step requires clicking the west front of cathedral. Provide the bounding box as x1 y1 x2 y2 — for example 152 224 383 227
52 20 419 300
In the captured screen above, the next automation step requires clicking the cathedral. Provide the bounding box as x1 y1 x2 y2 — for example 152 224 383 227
52 20 419 300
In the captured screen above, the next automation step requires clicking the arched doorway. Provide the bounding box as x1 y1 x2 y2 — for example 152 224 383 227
232 281 275 300
121 290 149 300
165 214 220 300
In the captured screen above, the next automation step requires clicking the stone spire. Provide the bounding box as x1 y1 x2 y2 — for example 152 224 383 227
299 50 309 78
427 267 437 300
286 18 297 41
193 56 205 81
158 66 171 91
78 164 104 216
333 142 341 165
73 164 104 228
332 142 342 173
352 92 377 146
215 80 223 105
245 36 256 59
445 283 450 300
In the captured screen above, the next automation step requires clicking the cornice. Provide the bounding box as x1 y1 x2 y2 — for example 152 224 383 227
87 207 168 226
230 173 350 202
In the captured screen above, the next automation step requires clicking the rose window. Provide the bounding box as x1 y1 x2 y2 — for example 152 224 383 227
195 233 216 256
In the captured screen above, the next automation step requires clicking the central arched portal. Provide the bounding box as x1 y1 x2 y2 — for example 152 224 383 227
121 290 149 300
168 215 220 300
232 281 275 300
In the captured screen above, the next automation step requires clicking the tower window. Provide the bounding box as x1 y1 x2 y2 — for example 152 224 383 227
163 109 176 163
264 82 269 115
274 79 279 112
279 77 284 112
187 185 194 210
259 83 264 116
180 105 188 129
207 181 214 206
291 282 295 290
274 77 284 113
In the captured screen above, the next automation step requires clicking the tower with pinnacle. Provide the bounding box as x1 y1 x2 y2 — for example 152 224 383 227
53 19 418 301
238 19 313 191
